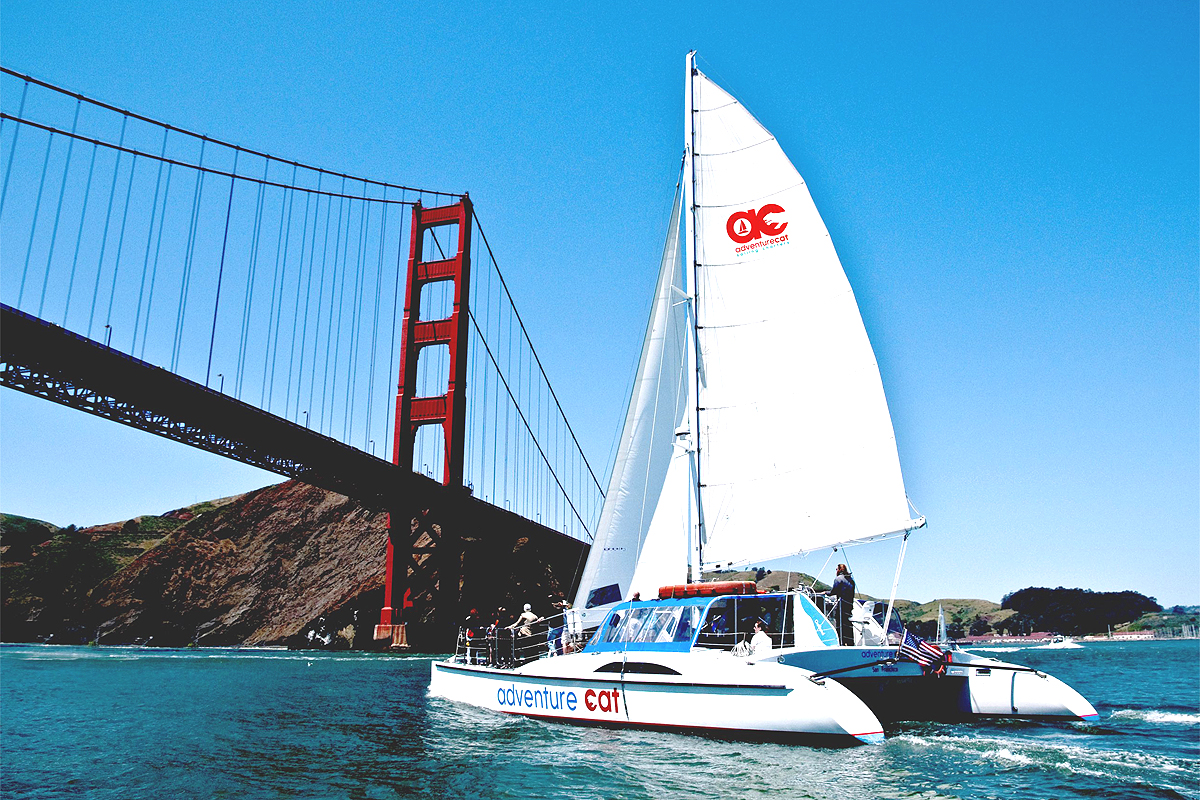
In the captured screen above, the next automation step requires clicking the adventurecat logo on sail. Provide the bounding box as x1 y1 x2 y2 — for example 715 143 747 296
726 204 790 256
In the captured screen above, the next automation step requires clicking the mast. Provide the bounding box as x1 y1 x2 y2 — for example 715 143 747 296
683 50 703 582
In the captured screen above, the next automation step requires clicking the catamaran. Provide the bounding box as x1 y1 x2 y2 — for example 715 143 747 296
429 52 1098 740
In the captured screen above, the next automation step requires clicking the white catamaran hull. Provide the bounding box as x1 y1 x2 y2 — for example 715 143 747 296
429 650 886 745
778 647 1099 723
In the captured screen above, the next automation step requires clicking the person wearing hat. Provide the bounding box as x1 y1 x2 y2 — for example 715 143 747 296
509 603 540 638
506 602 541 664
831 564 856 646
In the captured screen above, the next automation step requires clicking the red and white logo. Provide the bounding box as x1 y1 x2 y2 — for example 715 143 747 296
726 204 788 244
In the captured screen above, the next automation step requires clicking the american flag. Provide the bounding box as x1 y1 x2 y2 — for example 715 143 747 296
898 629 946 670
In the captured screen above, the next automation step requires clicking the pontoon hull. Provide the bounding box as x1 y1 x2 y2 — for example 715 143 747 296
779 647 1099 723
429 651 886 745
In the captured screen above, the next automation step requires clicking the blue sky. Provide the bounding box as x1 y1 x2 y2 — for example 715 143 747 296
1 2 1196 606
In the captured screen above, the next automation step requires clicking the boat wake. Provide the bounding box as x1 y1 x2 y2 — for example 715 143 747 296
962 646 1026 652
892 733 1199 794
1110 709 1200 725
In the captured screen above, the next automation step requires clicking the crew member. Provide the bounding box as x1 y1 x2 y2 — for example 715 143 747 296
831 564 856 646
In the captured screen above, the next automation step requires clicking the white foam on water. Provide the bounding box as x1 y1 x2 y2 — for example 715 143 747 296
984 747 1032 765
890 733 1197 781
962 646 1025 652
1111 708 1200 725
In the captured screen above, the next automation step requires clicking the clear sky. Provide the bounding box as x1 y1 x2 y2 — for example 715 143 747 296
1 2 1196 606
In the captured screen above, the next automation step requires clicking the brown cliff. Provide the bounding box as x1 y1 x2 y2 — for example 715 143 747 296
2 480 588 650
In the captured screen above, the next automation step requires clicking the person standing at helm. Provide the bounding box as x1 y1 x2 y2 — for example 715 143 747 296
831 564 856 646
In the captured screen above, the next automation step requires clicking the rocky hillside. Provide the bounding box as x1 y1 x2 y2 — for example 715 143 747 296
1 480 581 650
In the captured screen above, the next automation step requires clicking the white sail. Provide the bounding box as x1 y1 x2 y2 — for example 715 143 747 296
688 67 922 568
572 185 691 625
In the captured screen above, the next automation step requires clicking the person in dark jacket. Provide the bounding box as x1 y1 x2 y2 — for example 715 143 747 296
831 564 856 646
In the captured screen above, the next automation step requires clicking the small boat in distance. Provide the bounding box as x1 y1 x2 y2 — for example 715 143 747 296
429 51 1098 742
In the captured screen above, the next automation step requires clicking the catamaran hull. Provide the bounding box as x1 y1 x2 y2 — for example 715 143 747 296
779 647 1099 723
429 656 885 745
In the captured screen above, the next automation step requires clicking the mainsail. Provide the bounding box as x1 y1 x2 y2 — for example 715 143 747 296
573 55 922 619
688 61 922 568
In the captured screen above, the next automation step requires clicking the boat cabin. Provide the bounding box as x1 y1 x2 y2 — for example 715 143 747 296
583 592 842 654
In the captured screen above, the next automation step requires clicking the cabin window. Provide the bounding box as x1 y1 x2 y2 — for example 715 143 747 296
698 599 734 649
612 607 655 642
587 583 622 609
672 606 701 643
696 595 792 650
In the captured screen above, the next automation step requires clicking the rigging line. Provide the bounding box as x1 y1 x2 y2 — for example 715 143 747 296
329 194 355 437
172 140 207 372
365 187 387 450
17 128 54 309
466 307 594 542
206 149 240 387
139 162 174 360
307 178 336 425
294 188 324 419
346 186 371 442
38 98 82 319
321 181 348 431
284 184 314 415
104 143 140 333
260 171 292 405
0 67 460 200
472 210 605 496
0 80 29 211
0 116 428 207
87 117 128 338
132 128 169 354
810 549 837 589
486 257 496 500
504 300 511 509
382 188 406 461
466 240 479 488
267 164 299 410
236 161 269 395
62 141 98 325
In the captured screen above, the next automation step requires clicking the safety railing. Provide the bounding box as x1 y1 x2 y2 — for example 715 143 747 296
451 610 586 668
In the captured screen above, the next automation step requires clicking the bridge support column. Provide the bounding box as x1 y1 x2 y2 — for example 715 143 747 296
375 197 472 649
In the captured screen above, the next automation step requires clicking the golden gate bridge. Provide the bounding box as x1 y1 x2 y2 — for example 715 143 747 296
0 67 603 648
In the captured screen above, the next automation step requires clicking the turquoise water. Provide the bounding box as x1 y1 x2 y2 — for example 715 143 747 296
2 640 1196 799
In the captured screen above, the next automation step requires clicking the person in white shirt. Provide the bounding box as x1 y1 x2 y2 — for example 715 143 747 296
749 619 773 654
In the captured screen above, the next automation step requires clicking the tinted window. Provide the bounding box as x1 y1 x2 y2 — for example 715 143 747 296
587 583 622 609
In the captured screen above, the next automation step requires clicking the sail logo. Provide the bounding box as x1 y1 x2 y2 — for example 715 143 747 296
726 204 788 244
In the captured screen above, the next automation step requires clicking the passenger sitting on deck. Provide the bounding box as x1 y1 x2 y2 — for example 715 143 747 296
750 619 773 654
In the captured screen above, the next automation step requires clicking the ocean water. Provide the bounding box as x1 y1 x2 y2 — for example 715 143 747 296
1 640 1196 799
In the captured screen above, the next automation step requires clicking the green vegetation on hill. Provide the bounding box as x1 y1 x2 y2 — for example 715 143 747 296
999 587 1161 636
1 498 239 642
1120 608 1199 635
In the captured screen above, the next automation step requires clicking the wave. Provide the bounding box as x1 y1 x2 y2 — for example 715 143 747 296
1 646 437 663
1110 709 1200 725
890 732 1198 786
961 646 1025 652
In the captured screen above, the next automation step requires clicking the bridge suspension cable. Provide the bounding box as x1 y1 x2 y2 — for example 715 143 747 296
0 67 603 544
